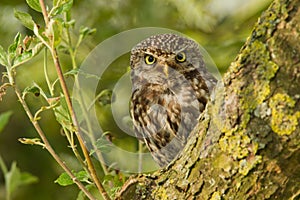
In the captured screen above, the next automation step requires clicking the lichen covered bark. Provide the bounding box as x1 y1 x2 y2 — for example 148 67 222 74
116 0 300 199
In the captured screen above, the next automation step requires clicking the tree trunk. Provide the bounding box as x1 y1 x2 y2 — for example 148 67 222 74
116 0 300 199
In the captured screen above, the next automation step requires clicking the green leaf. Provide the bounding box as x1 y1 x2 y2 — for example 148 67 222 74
12 42 44 69
22 84 41 98
53 95 74 131
63 19 75 28
55 170 90 186
75 171 90 183
14 10 35 30
13 50 33 66
52 0 73 16
54 172 73 186
0 111 13 133
64 68 79 76
79 26 97 40
0 45 8 67
46 19 62 48
8 33 21 56
32 42 44 56
51 19 63 47
76 184 98 200
22 82 49 101
90 136 112 155
5 162 38 199
26 0 42 12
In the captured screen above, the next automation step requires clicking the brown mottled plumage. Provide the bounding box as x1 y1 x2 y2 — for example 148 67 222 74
130 34 217 166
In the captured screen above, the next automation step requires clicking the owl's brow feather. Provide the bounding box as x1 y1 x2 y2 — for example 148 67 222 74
174 45 189 54
143 46 188 58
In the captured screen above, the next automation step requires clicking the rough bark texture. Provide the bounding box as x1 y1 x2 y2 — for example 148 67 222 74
116 0 300 199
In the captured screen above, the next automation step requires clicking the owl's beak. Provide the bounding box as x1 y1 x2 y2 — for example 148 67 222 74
157 60 169 77
163 64 169 77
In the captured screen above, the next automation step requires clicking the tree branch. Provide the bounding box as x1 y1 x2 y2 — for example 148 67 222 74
116 0 300 199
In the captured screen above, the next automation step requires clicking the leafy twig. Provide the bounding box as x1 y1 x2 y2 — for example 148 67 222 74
13 84 96 200
38 0 110 199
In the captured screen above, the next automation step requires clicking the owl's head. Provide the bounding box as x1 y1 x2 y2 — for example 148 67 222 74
130 34 206 84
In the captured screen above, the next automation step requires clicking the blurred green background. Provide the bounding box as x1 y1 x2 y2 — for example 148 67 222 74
0 0 272 199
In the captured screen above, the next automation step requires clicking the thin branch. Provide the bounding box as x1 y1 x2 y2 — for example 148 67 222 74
50 49 110 200
12 84 96 200
39 0 49 26
43 49 54 96
64 18 109 175
38 1 111 199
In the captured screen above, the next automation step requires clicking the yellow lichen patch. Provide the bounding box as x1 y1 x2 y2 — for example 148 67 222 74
219 130 251 160
153 186 168 200
210 191 221 200
269 93 300 136
234 40 279 129
213 154 233 173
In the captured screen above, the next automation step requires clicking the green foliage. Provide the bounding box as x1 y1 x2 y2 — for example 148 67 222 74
51 0 73 16
103 173 127 198
48 19 63 48
26 0 42 12
0 112 38 200
0 45 9 67
4 161 38 200
14 10 35 30
0 111 13 133
79 26 97 41
55 170 90 186
76 184 101 200
89 134 113 155
0 32 44 69
53 95 74 131
0 156 38 200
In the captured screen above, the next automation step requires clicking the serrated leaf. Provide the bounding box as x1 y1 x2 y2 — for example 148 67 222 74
0 111 13 133
0 45 8 67
14 10 35 30
55 170 90 186
5 162 38 199
26 0 42 12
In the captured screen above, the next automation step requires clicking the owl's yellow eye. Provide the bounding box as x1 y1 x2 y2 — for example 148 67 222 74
175 52 186 62
144 54 156 65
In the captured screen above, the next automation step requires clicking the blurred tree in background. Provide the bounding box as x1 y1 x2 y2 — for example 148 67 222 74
0 0 272 199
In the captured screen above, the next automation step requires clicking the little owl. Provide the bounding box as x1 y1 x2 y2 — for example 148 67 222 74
130 33 217 167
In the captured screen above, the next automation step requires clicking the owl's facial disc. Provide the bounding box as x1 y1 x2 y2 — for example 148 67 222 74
143 52 170 77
